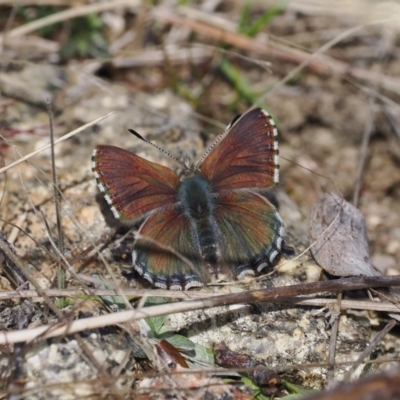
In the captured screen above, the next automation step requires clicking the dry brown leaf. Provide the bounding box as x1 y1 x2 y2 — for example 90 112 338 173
309 193 379 277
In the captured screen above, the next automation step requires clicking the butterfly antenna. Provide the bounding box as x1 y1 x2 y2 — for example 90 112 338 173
196 113 242 167
128 129 187 169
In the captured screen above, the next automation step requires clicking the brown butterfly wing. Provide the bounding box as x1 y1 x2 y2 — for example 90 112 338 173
92 145 179 223
214 191 284 278
199 108 279 192
133 207 207 290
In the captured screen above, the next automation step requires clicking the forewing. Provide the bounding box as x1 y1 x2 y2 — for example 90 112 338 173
214 191 284 278
200 108 279 192
133 208 207 290
92 145 179 222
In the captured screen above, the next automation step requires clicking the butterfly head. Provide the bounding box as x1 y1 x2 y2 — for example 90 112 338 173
178 157 200 181
177 171 215 220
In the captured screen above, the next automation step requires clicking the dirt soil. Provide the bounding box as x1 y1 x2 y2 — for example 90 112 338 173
0 1 400 399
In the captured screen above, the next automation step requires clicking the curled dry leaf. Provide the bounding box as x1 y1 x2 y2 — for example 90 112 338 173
214 342 281 396
309 193 379 277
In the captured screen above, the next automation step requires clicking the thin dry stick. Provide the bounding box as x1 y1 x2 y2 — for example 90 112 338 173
344 319 397 381
0 112 113 175
48 100 63 256
327 293 342 385
1 276 400 345
0 288 399 313
7 213 27 245
47 100 65 307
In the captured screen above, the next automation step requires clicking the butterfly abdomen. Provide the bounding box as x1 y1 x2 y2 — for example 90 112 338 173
195 216 221 273
178 174 221 274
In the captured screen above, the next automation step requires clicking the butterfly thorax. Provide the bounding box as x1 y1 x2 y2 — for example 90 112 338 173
177 173 216 220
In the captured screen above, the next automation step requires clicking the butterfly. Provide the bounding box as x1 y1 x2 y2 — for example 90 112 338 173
92 108 284 290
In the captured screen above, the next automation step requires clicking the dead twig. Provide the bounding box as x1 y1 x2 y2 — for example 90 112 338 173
1 275 400 345
327 293 342 385
344 319 397 381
